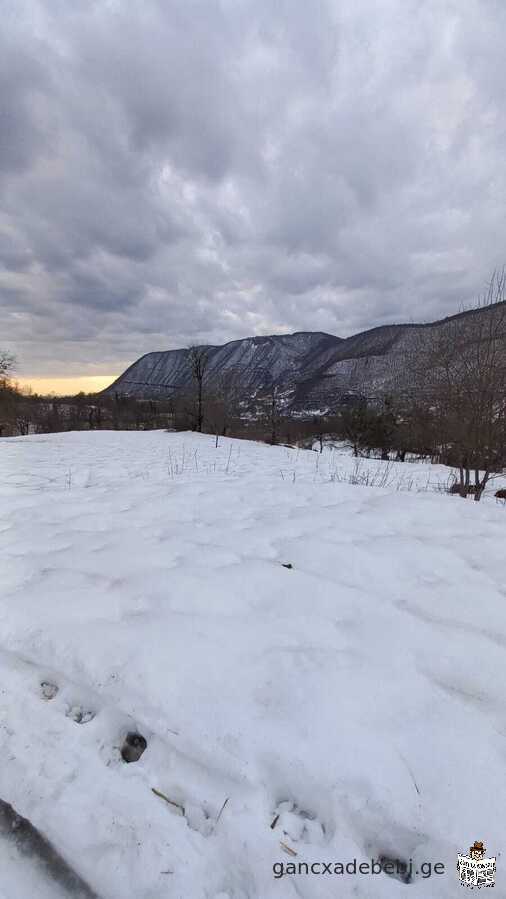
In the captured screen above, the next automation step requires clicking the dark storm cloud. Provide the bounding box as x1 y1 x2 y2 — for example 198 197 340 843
1 0 505 376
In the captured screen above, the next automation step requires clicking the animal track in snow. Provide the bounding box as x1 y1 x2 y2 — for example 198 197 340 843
40 681 58 701
271 799 326 845
39 679 95 723
152 787 227 838
342 790 427 885
378 853 413 884
65 704 95 725
184 801 213 836
35 661 225 844
121 731 147 763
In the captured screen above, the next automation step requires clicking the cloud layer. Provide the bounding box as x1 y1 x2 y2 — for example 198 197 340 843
1 0 505 376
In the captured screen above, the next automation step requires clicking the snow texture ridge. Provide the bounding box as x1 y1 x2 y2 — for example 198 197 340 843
1 430 505 898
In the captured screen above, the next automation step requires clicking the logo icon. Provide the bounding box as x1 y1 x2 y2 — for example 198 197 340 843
457 841 496 889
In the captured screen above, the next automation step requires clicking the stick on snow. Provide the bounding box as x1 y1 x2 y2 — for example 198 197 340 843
151 787 185 814
214 796 229 829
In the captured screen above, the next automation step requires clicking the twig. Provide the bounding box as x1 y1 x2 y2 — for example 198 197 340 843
212 796 229 831
397 752 421 796
151 787 185 814
280 841 297 857
270 814 279 829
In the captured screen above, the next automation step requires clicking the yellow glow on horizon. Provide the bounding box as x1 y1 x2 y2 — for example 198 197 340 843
16 375 118 396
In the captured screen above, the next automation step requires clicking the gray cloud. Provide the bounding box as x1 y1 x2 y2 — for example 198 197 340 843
1 0 505 377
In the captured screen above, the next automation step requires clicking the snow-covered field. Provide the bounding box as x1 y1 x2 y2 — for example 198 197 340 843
1 430 505 898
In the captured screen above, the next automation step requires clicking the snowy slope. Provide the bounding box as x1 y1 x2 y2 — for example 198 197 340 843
1 431 505 898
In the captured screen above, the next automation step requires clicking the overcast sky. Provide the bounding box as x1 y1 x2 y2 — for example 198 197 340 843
1 0 505 378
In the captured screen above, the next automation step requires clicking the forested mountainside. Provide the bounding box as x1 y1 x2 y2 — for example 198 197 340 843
105 303 506 413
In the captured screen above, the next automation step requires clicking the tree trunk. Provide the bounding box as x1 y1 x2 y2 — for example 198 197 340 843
197 382 203 432
474 468 490 502
458 461 468 497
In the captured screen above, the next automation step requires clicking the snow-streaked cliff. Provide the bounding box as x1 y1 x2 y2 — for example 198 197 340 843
105 303 506 413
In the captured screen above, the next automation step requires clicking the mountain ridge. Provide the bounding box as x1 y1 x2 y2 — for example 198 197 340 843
105 302 506 413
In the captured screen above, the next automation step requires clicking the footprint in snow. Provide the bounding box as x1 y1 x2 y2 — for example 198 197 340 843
65 704 96 724
39 680 94 723
121 732 147 763
37 673 152 771
184 802 213 836
152 787 219 837
378 853 413 884
271 800 326 846
40 681 58 701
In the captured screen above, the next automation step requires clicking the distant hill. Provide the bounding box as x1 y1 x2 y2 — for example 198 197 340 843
104 303 506 414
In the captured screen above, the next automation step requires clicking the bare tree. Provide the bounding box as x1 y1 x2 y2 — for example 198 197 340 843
187 345 209 432
0 352 17 435
406 270 506 499
307 415 327 453
206 370 241 446
0 351 15 383
266 381 281 445
339 402 372 457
